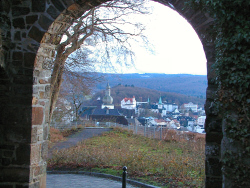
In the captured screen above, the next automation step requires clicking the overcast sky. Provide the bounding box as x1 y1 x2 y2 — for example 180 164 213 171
120 1 207 75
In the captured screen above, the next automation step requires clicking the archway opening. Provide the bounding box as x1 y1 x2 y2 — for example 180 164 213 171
43 1 211 187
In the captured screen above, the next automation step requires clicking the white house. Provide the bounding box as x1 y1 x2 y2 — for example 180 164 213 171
197 116 206 128
121 96 136 110
183 102 198 112
163 103 178 112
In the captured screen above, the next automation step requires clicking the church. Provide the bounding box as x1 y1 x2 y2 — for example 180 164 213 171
90 83 128 125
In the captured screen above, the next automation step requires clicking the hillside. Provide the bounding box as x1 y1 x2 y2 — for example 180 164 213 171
89 85 205 107
94 73 207 97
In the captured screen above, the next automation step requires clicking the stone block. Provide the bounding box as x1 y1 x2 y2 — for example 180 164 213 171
33 77 37 85
206 177 222 188
39 91 45 99
47 5 59 19
204 100 219 116
0 167 30 182
37 126 43 141
14 143 30 165
0 144 15 150
51 0 66 12
38 101 46 106
32 0 45 12
24 68 34 76
39 78 50 84
2 158 11 166
31 126 37 143
28 26 45 43
33 70 40 77
206 132 222 144
0 0 11 13
4 126 32 143
41 141 48 161
44 85 50 98
206 143 220 157
11 96 32 106
13 85 33 96
14 31 21 41
38 14 53 30
12 51 23 61
42 125 48 141
33 85 39 95
42 59 53 70
205 118 222 133
16 184 29 188
30 144 41 165
3 150 14 158
62 0 75 7
12 7 30 17
24 52 36 68
32 97 38 105
13 75 33 85
32 107 44 125
0 184 14 188
206 157 222 177
206 85 217 100
29 182 39 188
13 18 25 29
26 15 38 25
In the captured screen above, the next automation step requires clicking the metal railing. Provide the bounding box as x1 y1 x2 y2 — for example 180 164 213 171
51 120 189 141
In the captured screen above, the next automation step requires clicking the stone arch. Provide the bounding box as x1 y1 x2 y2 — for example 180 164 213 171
0 0 222 187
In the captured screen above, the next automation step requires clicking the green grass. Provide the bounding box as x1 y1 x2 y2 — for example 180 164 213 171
48 127 205 187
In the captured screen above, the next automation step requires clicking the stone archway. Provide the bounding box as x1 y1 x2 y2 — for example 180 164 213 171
0 0 222 187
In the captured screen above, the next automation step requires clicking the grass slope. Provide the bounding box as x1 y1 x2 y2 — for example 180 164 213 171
48 127 205 187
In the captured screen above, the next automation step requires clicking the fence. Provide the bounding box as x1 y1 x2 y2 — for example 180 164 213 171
51 120 197 141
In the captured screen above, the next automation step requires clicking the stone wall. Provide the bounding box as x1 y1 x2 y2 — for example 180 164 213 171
0 0 239 187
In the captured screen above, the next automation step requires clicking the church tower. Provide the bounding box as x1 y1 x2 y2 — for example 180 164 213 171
102 83 114 109
158 96 163 110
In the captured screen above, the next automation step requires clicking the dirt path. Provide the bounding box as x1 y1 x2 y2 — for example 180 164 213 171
49 128 112 158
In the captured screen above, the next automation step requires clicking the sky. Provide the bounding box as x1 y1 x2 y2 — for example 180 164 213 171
119 1 207 75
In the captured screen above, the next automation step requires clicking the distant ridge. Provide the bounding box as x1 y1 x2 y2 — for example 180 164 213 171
94 73 207 98
90 84 205 107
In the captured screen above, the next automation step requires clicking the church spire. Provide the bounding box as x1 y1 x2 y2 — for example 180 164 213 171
159 96 162 105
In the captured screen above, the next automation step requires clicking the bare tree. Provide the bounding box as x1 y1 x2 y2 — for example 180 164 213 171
49 0 151 120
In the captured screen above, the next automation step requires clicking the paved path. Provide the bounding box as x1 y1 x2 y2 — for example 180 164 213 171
49 128 112 157
47 174 137 188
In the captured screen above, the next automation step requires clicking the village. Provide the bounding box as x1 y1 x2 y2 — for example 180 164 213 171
54 83 206 134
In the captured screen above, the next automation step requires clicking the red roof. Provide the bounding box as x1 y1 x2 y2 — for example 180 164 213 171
155 119 167 123
123 97 135 102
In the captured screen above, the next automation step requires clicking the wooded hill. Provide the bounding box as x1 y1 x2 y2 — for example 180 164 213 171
89 84 205 107
95 73 207 98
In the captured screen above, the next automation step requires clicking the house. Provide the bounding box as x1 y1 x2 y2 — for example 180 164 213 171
183 102 198 112
121 96 136 110
163 103 178 112
90 108 128 125
168 119 180 129
79 106 97 120
197 116 206 128
127 117 140 126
